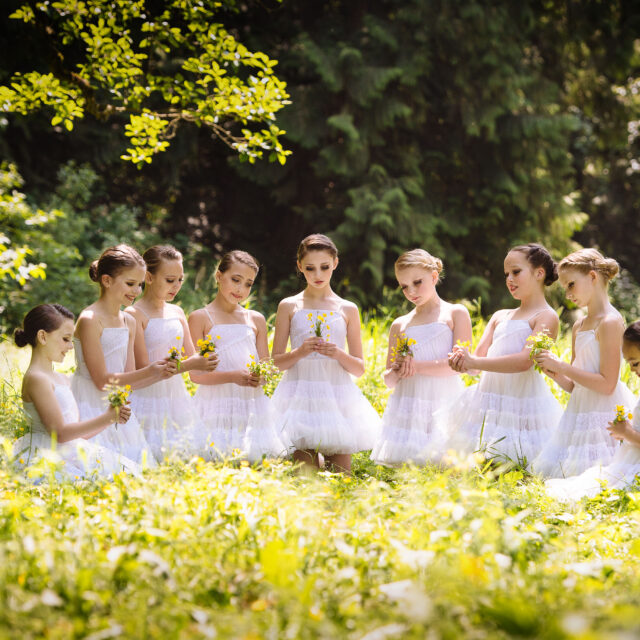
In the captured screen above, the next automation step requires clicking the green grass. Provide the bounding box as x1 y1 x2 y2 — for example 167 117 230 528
1 316 640 639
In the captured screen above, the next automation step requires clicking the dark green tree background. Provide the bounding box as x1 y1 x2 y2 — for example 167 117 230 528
1 0 639 330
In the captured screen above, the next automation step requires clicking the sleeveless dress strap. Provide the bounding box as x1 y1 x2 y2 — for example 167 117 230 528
203 307 215 333
136 306 150 321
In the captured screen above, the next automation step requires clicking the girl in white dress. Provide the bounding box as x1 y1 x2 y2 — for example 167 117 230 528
371 249 472 466
188 250 286 462
125 245 218 460
72 244 174 466
545 321 640 500
271 234 381 473
14 304 139 478
532 249 635 477
448 244 563 463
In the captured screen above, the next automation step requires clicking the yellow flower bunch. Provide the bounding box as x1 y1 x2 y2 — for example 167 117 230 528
308 312 330 340
246 355 282 396
614 405 633 423
390 332 416 362
526 331 555 373
456 339 471 348
197 333 220 357
168 336 186 370
106 383 131 429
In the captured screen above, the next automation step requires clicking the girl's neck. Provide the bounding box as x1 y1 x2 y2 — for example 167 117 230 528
209 295 240 316
414 294 441 317
139 290 166 314
30 348 54 374
516 288 548 313
586 287 611 318
303 285 334 303
97 294 124 319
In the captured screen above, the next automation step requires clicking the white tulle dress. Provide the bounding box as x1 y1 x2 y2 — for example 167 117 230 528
545 396 640 500
14 383 140 478
447 315 562 462
72 327 156 466
193 310 287 462
130 314 197 460
371 322 464 466
271 309 381 455
532 329 635 478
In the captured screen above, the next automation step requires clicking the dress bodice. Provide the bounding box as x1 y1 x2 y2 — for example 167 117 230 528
74 327 128 377
403 322 454 362
207 324 258 372
23 384 79 436
144 317 184 362
487 319 532 358
290 309 347 359
573 330 600 374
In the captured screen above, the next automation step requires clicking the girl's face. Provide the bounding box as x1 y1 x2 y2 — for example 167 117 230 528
504 251 544 300
102 266 146 307
396 266 437 307
558 267 596 307
297 250 338 290
147 259 184 302
622 341 640 378
39 318 75 362
216 261 256 305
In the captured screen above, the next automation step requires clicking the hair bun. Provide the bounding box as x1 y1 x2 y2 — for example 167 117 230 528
602 258 619 281
545 262 559 286
14 328 29 348
89 260 100 282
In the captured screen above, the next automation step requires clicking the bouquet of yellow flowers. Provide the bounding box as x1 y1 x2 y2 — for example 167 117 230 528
246 355 282 396
106 383 131 429
614 405 633 423
307 312 331 340
197 333 219 357
168 336 186 371
526 331 555 373
390 332 416 362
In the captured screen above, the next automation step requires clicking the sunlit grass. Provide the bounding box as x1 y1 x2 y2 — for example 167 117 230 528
1 316 640 638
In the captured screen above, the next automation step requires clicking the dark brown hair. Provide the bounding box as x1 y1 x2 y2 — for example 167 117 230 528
89 244 145 285
143 245 183 274
510 243 558 286
297 234 338 263
14 304 74 348
623 321 640 346
218 250 259 274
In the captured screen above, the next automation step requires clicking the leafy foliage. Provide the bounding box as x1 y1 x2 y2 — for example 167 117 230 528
1 0 291 165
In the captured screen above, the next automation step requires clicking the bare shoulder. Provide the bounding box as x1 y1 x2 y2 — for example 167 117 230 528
123 312 137 332
188 307 207 322
277 296 299 317
75 309 101 334
536 307 559 329
600 312 625 335
390 313 412 332
490 308 511 325
23 369 54 399
248 309 267 328
124 305 144 324
339 298 360 316
167 302 186 319
448 302 471 319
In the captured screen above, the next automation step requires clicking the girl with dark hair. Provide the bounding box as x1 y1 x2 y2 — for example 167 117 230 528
270 234 381 474
72 244 172 466
13 304 139 477
447 243 562 462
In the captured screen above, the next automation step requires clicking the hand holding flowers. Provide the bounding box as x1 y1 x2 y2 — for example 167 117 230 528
246 356 282 396
448 339 473 373
608 406 634 442
167 336 186 372
106 383 132 428
527 331 556 373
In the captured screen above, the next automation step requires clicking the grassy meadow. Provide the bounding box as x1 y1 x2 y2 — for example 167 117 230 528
1 313 640 639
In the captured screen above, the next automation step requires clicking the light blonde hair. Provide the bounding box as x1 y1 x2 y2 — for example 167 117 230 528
558 248 619 284
395 249 443 279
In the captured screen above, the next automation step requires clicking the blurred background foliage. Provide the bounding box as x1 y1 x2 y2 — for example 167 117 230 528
1 0 639 332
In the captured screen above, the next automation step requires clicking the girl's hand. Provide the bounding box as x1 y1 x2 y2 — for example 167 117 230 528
533 350 562 375
448 347 469 373
165 358 179 376
108 403 131 424
195 353 219 372
298 337 321 357
150 359 173 380
607 420 630 442
314 340 339 359
232 370 261 388
397 355 416 378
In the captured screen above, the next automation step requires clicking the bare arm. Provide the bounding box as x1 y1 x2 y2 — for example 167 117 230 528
271 300 317 371
75 315 169 390
538 317 624 395
314 304 365 377
24 374 125 443
179 309 218 374
124 306 150 368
